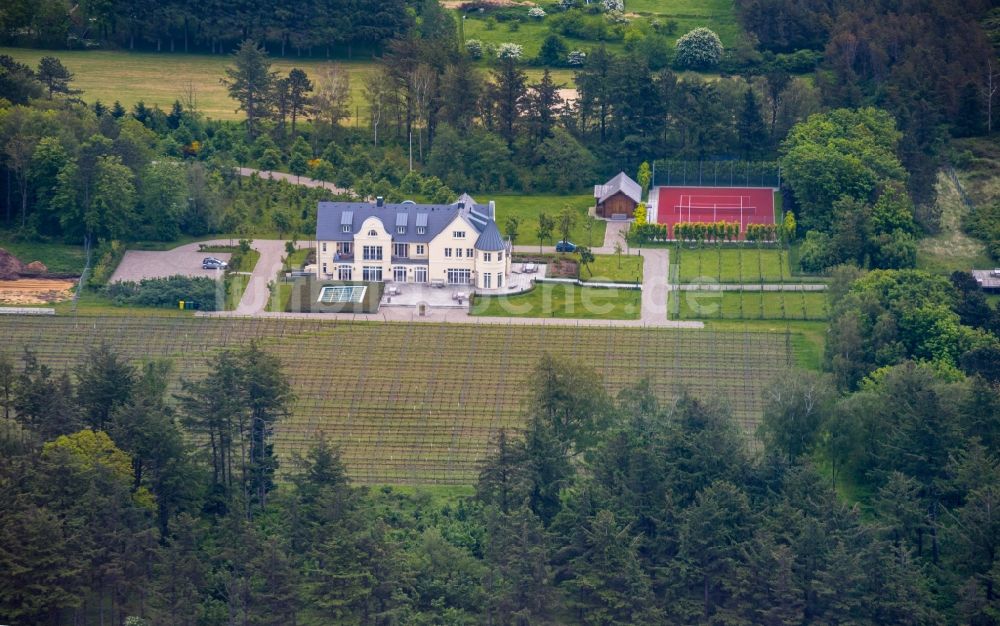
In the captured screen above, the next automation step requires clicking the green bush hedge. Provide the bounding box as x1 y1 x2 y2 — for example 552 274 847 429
105 275 221 310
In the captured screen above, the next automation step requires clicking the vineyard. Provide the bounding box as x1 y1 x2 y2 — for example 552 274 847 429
0 316 796 485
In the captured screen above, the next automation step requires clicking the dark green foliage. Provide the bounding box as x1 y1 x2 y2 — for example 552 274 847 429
105 276 221 310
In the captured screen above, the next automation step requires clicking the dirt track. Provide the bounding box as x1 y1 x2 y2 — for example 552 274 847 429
0 279 76 304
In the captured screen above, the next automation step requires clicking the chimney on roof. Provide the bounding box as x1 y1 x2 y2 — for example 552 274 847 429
376 196 384 207
488 200 496 220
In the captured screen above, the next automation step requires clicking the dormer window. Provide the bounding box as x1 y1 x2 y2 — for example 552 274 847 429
368 229 378 237
397 226 405 234
417 226 426 235
342 225 350 233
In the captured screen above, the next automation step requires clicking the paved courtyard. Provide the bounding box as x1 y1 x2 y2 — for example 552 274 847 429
381 263 546 308
111 248 231 283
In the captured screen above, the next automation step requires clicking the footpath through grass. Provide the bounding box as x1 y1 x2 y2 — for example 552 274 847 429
471 283 641 320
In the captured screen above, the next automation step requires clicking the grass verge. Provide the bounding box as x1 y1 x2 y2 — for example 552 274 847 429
471 282 640 319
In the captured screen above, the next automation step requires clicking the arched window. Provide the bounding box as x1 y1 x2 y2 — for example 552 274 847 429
368 229 377 236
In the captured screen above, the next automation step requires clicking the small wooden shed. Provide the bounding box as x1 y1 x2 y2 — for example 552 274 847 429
594 172 642 219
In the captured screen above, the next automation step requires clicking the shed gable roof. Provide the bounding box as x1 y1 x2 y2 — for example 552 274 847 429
595 171 642 205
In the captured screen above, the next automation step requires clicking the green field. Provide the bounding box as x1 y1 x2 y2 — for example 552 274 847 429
457 0 741 58
675 246 798 283
673 290 828 321
582 253 644 283
471 282 641 319
0 316 797 483
492 193 605 247
0 236 87 274
0 47 576 122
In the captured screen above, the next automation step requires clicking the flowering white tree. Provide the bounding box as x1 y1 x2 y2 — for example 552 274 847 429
465 39 484 59
568 50 587 66
602 0 624 11
497 42 524 61
528 7 546 18
674 27 724 69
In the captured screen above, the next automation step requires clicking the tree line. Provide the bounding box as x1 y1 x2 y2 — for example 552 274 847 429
0 0 416 55
2 332 999 623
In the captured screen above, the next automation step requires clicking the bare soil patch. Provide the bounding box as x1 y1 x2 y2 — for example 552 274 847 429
0 279 76 304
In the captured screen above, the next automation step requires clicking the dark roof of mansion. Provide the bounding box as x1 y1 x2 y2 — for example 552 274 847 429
317 196 497 243
474 220 507 252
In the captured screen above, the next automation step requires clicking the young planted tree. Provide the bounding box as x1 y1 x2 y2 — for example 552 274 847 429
637 161 652 194
578 246 595 276
536 212 554 253
557 205 577 248
504 216 520 243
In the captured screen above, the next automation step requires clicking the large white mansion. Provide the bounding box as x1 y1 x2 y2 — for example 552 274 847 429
315 194 512 291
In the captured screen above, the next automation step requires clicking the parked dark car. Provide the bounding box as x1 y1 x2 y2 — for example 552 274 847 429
202 257 228 270
555 240 577 253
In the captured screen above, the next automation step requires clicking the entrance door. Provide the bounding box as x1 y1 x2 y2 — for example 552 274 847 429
414 267 428 283
393 267 407 282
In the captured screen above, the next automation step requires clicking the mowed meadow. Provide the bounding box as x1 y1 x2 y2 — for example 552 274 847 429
0 47 577 121
0 315 796 485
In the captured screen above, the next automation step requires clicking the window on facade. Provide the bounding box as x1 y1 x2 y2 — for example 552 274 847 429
444 248 452 257
363 266 383 282
362 246 383 261
453 231 466 238
393 267 407 282
338 266 352 280
466 248 474 257
483 252 492 262
393 243 408 258
499 251 504 261
338 242 353 255
322 242 327 252
498 273 503 288
414 267 428 282
447 268 471 284
368 229 378 236
416 244 425 255
322 263 327 274
483 272 491 288
456 248 463 258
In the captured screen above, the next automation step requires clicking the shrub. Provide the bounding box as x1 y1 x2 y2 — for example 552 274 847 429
528 7 546 19
674 27 724 69
568 50 587 66
602 0 624 11
105 275 220 310
88 240 126 288
465 39 484 59
497 43 524 61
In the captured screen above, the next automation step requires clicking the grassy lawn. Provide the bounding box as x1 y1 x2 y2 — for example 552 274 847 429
457 0 741 58
0 47 579 122
492 193 605 247
582 253 643 283
1 47 383 121
674 246 796 283
471 283 640 319
48 290 194 316
672 290 828 321
916 171 992 274
0 237 87 274
285 247 312 270
268 280 295 312
223 249 260 310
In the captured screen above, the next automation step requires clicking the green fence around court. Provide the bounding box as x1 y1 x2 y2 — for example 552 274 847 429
653 160 781 188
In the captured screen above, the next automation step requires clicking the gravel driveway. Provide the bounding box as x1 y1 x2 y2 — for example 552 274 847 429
110 247 232 283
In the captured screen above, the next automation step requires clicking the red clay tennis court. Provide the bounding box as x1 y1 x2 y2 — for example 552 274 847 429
655 186 776 239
